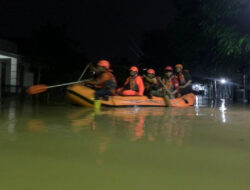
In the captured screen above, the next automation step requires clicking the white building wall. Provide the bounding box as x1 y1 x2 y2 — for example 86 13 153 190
10 58 17 92
0 55 18 93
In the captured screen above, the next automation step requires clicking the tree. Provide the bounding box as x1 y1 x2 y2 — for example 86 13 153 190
141 0 250 80
200 0 250 74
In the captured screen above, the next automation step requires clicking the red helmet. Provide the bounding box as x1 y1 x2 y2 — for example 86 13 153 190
147 69 155 74
130 66 139 72
164 66 173 71
97 60 110 70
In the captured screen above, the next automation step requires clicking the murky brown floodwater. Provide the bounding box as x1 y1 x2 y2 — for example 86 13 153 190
1 98 250 190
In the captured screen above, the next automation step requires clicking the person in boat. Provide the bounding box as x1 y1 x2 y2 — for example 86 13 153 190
175 64 192 97
151 66 179 106
117 66 144 96
86 60 117 101
143 68 158 99
161 66 179 97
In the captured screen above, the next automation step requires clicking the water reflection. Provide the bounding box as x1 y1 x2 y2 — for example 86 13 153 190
8 100 16 134
193 97 229 124
195 96 200 116
1 97 230 141
67 107 196 146
0 97 231 148
67 108 94 133
219 99 227 123
27 119 47 133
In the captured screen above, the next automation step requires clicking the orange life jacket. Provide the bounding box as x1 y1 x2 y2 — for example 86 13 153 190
162 75 179 92
124 76 144 95
124 76 137 91
162 77 174 92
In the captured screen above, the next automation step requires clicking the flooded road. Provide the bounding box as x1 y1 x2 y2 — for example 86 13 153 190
1 99 250 190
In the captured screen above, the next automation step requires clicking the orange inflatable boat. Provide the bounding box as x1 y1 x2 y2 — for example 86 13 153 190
66 84 196 107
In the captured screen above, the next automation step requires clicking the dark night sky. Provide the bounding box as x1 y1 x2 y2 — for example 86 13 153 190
0 0 175 61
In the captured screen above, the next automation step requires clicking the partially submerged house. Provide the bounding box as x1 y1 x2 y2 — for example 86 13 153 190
0 38 34 96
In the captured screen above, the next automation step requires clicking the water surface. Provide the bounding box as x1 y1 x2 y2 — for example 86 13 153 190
0 99 250 190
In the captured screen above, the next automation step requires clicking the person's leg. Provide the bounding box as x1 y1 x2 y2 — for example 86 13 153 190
117 88 122 95
148 85 159 99
144 88 152 99
151 90 163 97
150 90 170 106
151 84 159 91
94 88 111 113
94 89 103 113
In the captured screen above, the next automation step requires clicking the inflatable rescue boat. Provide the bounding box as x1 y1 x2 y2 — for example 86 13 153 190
66 84 196 107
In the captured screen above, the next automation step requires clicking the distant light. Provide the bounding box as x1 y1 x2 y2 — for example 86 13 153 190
220 78 227 84
192 83 205 91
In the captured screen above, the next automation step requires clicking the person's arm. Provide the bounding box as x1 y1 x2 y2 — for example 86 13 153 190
83 65 98 85
118 77 129 93
171 77 179 95
157 77 164 89
143 75 157 84
89 64 98 73
98 73 110 83
84 78 96 85
137 76 145 96
85 80 95 84
180 72 192 88
151 77 158 85
123 77 129 86
93 73 110 88
180 80 192 89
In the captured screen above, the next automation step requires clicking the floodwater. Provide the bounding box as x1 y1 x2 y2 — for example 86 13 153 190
1 97 250 190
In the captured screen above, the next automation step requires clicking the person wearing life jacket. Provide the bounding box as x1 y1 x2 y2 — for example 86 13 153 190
143 69 158 99
175 64 192 97
151 66 179 106
117 66 144 96
161 66 179 96
86 60 117 101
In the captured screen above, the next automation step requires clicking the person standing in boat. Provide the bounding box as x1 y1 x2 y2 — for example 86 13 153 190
86 60 117 101
175 64 192 97
117 66 144 96
143 69 158 99
151 66 179 106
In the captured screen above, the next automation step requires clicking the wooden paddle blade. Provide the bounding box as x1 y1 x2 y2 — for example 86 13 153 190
26 84 49 95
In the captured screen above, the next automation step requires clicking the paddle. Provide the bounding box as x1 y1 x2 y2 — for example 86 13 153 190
27 63 91 95
157 78 176 99
157 78 180 106
78 63 91 81
26 79 90 95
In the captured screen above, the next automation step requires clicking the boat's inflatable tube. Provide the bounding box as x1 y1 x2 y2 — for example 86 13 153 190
66 84 196 107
